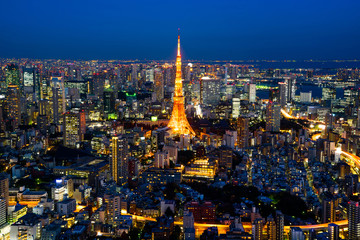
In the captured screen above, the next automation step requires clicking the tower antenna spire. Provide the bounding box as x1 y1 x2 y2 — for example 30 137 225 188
177 28 181 56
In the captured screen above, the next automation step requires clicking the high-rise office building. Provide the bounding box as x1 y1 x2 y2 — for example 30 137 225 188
0 174 9 228
349 201 360 240
325 112 335 137
300 91 312 103
131 64 138 89
23 66 41 103
224 67 228 84
63 111 86 147
249 83 256 103
285 77 296 103
219 146 233 169
145 68 154 83
322 197 336 223
23 67 35 87
232 98 240 119
6 85 21 129
200 77 221 106
37 100 48 134
0 198 6 227
237 117 249 148
0 98 5 131
266 102 281 132
278 82 287 107
154 68 164 102
103 88 115 114
328 223 339 240
23 66 35 103
5 64 20 87
50 76 66 124
92 72 106 98
0 174 9 209
322 87 336 101
111 136 128 185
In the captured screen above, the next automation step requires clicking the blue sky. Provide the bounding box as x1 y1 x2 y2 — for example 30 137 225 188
1 0 359 60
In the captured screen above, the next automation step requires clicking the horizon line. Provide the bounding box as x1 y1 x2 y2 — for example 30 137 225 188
1 57 360 63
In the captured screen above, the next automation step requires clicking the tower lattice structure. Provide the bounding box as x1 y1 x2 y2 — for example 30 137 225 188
167 32 195 136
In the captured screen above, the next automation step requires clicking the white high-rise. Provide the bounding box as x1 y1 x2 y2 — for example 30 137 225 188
249 83 256 103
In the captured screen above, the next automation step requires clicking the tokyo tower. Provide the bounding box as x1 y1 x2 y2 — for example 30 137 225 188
167 31 195 136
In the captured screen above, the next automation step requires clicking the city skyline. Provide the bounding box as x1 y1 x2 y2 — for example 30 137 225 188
1 1 360 239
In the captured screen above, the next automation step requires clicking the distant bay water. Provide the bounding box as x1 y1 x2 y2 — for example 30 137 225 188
257 84 344 100
195 60 360 70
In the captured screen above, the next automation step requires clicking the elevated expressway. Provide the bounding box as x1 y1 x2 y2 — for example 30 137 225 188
126 213 348 236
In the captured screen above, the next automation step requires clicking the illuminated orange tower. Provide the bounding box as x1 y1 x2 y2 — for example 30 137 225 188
167 31 195 136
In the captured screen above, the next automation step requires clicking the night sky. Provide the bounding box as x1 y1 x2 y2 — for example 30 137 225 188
1 0 360 60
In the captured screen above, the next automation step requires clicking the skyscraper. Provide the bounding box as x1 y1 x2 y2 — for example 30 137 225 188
63 111 86 148
219 145 233 169
0 173 9 226
6 85 21 129
322 87 336 101
266 102 281 132
278 82 287 107
37 100 48 134
249 83 256 103
237 117 249 148
23 66 41 103
0 198 6 227
232 98 240 119
200 77 221 106
5 64 20 87
167 32 195 136
348 201 360 239
0 174 9 208
154 68 164 102
103 88 115 114
92 72 106 98
0 98 5 132
111 136 128 185
322 196 336 223
23 67 35 87
131 64 138 89
285 77 296 103
300 91 312 103
50 76 66 124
